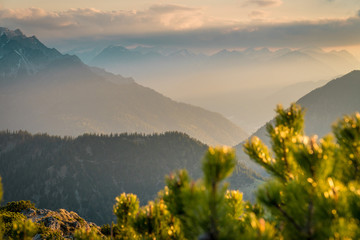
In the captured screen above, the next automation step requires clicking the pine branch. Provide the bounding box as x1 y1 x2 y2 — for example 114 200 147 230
274 204 303 234
305 199 314 240
282 141 290 175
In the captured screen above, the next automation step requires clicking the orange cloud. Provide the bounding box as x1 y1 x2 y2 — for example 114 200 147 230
244 0 283 7
249 10 267 18
0 4 206 38
1 5 360 51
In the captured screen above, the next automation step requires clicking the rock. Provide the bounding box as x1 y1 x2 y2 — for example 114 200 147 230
21 208 36 217
21 207 103 239
40 216 61 230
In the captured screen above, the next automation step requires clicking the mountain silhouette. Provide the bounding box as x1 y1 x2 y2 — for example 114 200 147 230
235 70 360 174
0 27 247 146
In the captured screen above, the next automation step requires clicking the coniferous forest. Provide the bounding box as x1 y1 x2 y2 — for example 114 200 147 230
0 131 262 225
0 103 359 239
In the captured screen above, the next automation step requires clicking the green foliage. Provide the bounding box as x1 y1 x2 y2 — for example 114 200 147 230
38 227 64 240
225 190 243 219
110 147 275 240
6 218 38 240
100 223 121 239
332 113 360 183
202 147 236 187
113 193 140 239
113 192 183 239
113 193 139 227
36 222 65 240
246 104 305 182
0 200 36 213
244 103 360 239
0 210 26 238
100 224 111 236
163 146 277 240
1 200 66 240
0 201 37 239
163 170 200 239
0 211 26 224
74 227 106 240
132 199 183 240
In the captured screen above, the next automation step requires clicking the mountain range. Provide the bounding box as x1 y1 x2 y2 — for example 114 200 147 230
83 44 359 132
0 27 247 146
1 26 359 229
88 45 359 87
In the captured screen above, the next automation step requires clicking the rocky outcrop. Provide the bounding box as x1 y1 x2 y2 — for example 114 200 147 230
21 208 102 239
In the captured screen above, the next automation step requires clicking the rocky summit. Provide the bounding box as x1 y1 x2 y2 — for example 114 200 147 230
23 207 102 239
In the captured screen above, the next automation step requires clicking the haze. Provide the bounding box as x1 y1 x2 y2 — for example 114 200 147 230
1 0 360 133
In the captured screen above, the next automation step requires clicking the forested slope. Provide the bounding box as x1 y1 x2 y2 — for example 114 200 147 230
0 131 262 225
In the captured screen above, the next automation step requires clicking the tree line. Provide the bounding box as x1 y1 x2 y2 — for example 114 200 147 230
1 103 359 239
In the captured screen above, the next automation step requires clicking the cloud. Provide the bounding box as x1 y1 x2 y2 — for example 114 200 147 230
1 5 360 50
248 10 267 18
0 4 206 38
109 16 360 50
148 4 204 29
244 0 283 7
148 4 200 14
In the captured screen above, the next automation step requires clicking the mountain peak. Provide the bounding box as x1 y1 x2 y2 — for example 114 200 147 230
170 49 195 57
0 27 25 39
105 45 129 52
14 28 24 36
0 27 73 80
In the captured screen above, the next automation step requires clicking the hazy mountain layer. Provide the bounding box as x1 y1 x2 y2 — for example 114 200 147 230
0 131 263 225
87 45 359 132
235 70 360 174
0 27 247 146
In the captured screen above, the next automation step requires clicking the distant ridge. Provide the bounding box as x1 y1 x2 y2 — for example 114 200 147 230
235 70 360 174
298 70 360 136
86 44 359 133
0 27 247 146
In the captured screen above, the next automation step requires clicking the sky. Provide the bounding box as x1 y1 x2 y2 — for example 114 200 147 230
1 0 360 56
